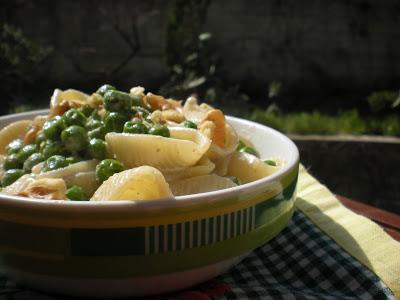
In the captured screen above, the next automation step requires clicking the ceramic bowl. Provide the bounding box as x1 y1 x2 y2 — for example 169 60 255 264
0 110 299 298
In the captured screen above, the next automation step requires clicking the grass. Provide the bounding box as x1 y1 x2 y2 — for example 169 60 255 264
250 109 400 136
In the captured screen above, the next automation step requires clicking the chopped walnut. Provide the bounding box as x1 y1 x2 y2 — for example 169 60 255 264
150 110 166 124
143 92 168 111
87 93 103 109
161 109 185 123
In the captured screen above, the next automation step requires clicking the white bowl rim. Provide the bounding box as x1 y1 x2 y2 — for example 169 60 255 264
0 110 299 212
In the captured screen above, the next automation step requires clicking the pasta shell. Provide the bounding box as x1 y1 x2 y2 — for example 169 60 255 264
182 96 213 123
226 152 279 184
170 174 237 196
91 166 172 201
162 156 215 182
206 122 239 161
1 174 36 195
37 160 97 185
67 171 99 196
0 120 32 154
106 128 211 169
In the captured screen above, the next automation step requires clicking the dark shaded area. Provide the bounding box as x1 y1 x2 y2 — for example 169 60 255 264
1 0 400 114
295 136 400 214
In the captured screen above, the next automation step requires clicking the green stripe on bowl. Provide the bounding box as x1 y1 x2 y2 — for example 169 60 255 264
0 203 294 278
0 175 297 258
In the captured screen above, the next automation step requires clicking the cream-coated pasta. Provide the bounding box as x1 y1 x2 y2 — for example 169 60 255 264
0 85 282 201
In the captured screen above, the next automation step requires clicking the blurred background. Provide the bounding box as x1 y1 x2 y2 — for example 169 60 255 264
1 0 399 212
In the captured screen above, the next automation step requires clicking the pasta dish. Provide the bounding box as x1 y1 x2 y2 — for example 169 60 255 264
0 86 281 201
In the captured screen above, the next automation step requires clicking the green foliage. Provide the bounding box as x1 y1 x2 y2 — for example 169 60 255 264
250 109 400 136
0 23 52 114
367 90 400 113
161 0 250 116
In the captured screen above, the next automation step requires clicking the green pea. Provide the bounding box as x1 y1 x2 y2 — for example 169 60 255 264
66 185 88 201
18 144 38 162
42 155 68 172
104 90 133 112
23 153 45 172
149 124 170 137
123 121 148 134
96 84 116 97
95 159 124 183
104 112 127 133
66 156 81 165
63 108 87 127
132 106 150 118
239 146 258 157
61 125 88 153
183 120 197 129
90 110 101 120
88 125 107 140
6 139 24 155
41 140 65 159
230 176 241 185
35 131 47 146
264 159 277 166
87 138 107 160
79 105 95 117
3 154 23 170
85 118 103 131
1 169 25 187
236 140 246 151
43 116 66 140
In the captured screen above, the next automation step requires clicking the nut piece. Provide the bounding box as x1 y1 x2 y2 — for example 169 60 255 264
201 109 226 148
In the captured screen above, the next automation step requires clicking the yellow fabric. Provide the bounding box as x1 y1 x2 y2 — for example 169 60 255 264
296 165 400 298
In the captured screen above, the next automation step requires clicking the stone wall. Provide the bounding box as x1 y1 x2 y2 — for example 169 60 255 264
2 0 400 101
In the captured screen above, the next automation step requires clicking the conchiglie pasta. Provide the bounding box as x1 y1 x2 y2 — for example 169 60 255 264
226 152 279 184
37 160 97 187
162 156 215 182
206 122 239 161
170 174 237 196
106 128 211 170
0 120 33 154
91 166 172 201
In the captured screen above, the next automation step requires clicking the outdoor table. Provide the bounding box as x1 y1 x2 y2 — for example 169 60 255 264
0 166 399 299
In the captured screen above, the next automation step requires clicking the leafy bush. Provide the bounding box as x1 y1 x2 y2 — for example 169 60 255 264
367 90 400 113
250 109 399 136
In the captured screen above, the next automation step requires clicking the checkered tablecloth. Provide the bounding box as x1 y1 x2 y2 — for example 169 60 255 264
0 210 395 300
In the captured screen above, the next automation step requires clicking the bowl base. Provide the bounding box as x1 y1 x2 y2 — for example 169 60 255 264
5 254 247 298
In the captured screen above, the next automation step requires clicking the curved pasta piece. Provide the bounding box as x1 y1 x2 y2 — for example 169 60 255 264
91 166 172 201
18 178 67 200
1 174 36 195
206 122 239 161
162 156 215 182
66 171 99 196
49 89 89 117
37 160 97 186
0 120 33 154
226 152 279 184
170 174 237 196
182 96 213 123
212 153 233 176
106 127 211 169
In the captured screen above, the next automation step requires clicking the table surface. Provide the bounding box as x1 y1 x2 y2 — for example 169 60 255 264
336 195 400 241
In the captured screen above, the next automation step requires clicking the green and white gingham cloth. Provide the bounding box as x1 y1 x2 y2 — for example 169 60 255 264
0 210 395 300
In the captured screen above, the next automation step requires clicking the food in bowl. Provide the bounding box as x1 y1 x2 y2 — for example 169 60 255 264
0 86 299 297
0 85 283 201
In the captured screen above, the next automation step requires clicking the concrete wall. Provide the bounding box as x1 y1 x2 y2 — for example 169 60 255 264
3 0 400 100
